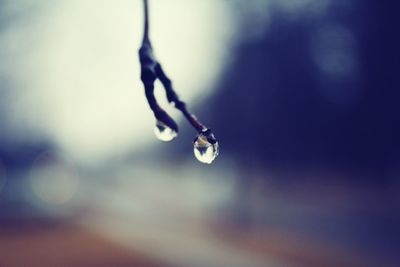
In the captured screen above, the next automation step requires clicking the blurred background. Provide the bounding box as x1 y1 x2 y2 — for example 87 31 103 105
0 0 399 266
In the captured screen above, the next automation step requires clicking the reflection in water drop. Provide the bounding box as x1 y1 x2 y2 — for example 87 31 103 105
154 120 177 142
193 133 219 164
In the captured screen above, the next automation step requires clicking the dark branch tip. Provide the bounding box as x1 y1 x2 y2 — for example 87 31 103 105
155 109 179 133
198 128 218 144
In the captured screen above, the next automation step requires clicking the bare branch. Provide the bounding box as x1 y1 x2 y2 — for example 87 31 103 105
138 0 218 158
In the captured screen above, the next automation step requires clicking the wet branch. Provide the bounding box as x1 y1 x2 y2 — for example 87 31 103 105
139 0 210 134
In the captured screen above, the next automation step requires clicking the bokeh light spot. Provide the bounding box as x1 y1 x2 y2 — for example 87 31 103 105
30 151 79 206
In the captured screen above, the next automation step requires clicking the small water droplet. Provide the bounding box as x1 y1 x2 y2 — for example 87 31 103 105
154 120 177 142
193 132 219 164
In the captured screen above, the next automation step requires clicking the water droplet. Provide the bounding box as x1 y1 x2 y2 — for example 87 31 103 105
154 120 177 142
193 131 219 164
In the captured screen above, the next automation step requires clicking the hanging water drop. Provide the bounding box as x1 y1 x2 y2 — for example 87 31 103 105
154 120 177 142
193 130 219 164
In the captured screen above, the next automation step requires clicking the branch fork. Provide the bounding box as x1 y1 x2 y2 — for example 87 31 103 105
138 0 218 158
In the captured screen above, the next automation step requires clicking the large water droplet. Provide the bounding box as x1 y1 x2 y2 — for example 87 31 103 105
193 132 219 164
154 120 177 142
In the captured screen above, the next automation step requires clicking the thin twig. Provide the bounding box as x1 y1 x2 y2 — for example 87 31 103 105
142 0 150 44
139 0 215 139
155 63 206 132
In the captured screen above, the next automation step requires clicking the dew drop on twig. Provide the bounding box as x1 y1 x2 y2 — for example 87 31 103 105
193 131 219 164
154 120 177 142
